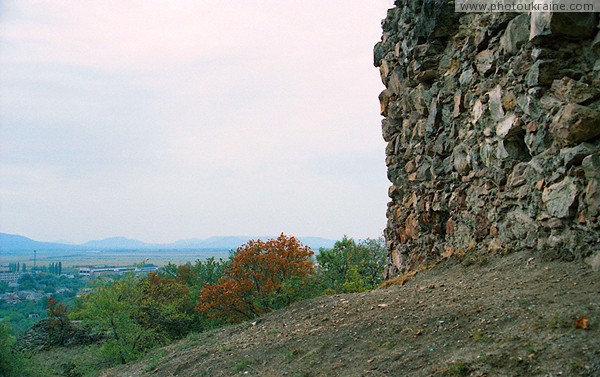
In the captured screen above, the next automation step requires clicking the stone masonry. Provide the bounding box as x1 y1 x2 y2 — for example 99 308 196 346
374 0 600 278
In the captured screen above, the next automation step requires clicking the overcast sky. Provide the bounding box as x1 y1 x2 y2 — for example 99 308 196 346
0 1 393 244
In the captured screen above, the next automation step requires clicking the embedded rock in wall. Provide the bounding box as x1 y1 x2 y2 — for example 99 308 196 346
375 0 600 278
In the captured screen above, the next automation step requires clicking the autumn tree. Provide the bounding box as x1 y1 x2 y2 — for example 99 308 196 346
197 234 315 322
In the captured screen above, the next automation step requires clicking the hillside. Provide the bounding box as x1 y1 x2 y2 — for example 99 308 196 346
101 251 599 376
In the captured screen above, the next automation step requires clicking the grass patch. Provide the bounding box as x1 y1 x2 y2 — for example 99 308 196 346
442 360 471 376
176 330 218 352
233 358 252 373
470 328 493 343
517 299 530 307
380 258 442 288
32 344 110 377
145 348 170 372
283 348 304 360
461 253 490 267
380 270 418 288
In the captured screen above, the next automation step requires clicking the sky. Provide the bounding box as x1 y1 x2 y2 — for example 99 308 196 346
0 1 394 244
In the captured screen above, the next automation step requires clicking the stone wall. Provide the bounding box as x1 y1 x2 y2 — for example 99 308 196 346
374 0 600 278
16 319 103 352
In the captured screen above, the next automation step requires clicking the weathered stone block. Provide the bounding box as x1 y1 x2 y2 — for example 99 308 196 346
559 143 596 168
530 12 598 40
551 104 600 146
453 90 463 119
388 67 405 95
550 77 600 104
488 85 505 121
496 114 520 138
500 210 538 244
507 162 529 187
526 60 560 86
382 118 401 142
542 177 579 218
475 49 495 75
388 185 404 200
500 14 530 55
584 179 600 216
459 69 474 87
453 144 471 173
582 153 600 180
471 99 485 125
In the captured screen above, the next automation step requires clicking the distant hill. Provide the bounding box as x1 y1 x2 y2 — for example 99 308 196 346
0 233 77 251
0 233 337 251
82 237 155 250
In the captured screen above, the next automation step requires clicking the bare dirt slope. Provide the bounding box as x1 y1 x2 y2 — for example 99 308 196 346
107 251 600 376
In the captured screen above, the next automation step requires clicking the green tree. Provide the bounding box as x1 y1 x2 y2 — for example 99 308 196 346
134 273 198 339
18 274 36 291
0 281 8 294
72 270 200 365
160 262 179 278
163 257 229 291
72 275 159 364
316 236 386 293
191 257 230 286
160 258 230 330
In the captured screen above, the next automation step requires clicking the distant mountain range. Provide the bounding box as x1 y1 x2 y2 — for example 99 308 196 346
0 233 337 252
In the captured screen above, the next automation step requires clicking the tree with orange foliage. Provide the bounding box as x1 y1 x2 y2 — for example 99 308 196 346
197 234 315 322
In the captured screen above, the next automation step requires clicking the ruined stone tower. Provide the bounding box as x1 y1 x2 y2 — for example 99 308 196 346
375 0 599 277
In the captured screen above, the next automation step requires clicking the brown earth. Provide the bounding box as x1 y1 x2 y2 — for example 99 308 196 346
104 251 599 376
